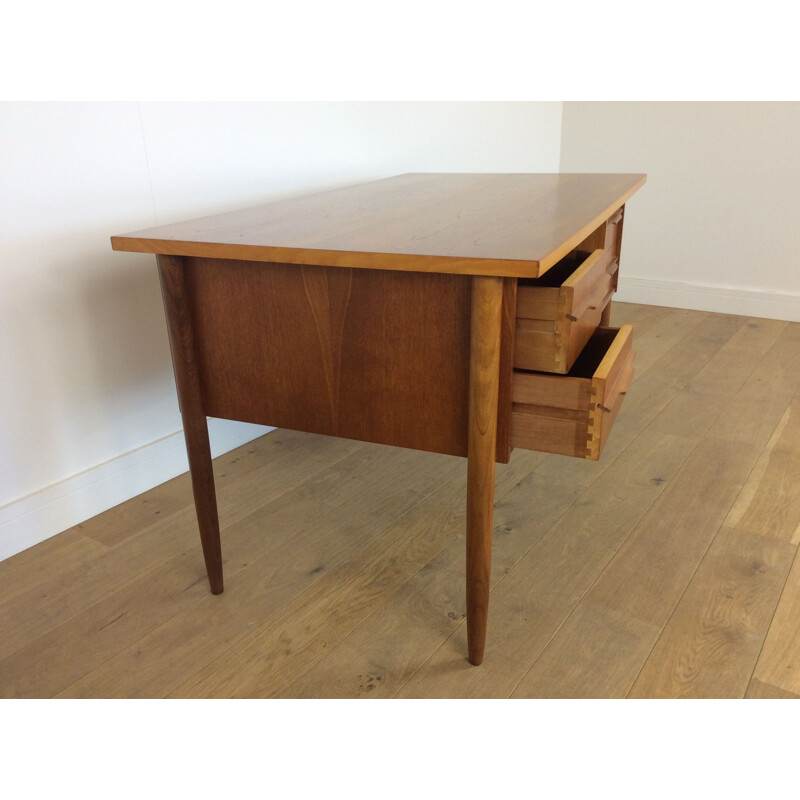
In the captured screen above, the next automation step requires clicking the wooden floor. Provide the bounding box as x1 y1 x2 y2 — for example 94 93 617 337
2 301 800 699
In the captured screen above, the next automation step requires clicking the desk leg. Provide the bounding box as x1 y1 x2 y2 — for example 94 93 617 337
466 275 503 665
157 255 224 595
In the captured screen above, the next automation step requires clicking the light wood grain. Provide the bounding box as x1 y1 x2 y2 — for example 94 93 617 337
74 428 333 549
584 438 759 630
173 477 472 698
609 305 709 376
509 439 761 700
0 505 204 663
752 538 800 695
0 530 108 605
54 445 461 698
510 601 660 699
281 468 585 699
648 316 787 440
111 173 646 278
628 526 795 698
724 390 800 542
708 321 800 447
746 678 800 699
397 429 698 698
0 433 364 665
0 561 190 698
4 305 800 699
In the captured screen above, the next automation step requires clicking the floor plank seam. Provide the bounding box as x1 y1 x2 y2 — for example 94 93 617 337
622 309 712 384
745 541 800 698
507 425 712 698
11 444 379 672
276 528 469 698
9 307 800 700
166 466 462 698
622 516 732 699
386 472 592 698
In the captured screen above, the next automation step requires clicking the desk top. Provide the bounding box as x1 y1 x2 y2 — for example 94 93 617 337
111 172 645 278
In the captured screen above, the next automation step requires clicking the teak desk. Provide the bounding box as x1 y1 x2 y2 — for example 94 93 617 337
112 172 646 665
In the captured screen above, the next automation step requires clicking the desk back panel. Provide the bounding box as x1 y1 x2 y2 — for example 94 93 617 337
183 258 515 461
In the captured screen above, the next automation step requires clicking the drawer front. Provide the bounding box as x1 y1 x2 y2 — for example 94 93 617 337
510 325 634 460
515 247 619 374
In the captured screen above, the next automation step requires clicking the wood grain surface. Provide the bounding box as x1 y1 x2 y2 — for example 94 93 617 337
112 173 646 278
3 304 800 698
465 276 504 665
183 257 515 461
157 255 223 594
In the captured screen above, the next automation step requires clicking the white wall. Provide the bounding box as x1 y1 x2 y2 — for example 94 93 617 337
560 102 800 321
0 101 563 560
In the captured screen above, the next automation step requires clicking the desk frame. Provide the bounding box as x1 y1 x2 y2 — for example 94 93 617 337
159 254 506 664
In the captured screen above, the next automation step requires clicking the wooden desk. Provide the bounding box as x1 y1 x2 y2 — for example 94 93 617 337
112 172 646 665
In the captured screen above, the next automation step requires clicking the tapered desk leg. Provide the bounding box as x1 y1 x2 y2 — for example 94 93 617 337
466 275 503 666
157 255 224 594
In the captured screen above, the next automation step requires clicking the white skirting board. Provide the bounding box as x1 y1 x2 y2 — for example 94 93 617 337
0 419 274 562
616 277 800 323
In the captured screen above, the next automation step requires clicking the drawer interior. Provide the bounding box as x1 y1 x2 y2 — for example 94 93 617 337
519 250 592 289
515 246 619 374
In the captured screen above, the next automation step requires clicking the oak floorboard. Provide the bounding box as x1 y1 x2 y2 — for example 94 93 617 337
171 448 556 698
0 531 109 605
55 446 463 698
277 469 585 699
627 527 795 698
724 389 800 543
604 300 669 329
751 545 800 695
0 432 365 662
4 304 800 700
508 317 792 699
510 601 660 699
0 430 357 606
507 437 758 699
608 302 709 377
78 428 350 548
746 678 800 699
172 477 474 698
647 317 787 441
708 322 800 447
0 505 202 663
0 560 191 698
396 429 696 698
582 438 758 631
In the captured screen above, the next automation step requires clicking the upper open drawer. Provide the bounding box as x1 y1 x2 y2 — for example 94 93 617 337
515 244 619 374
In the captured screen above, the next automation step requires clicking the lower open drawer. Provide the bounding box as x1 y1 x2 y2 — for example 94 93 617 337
510 325 634 460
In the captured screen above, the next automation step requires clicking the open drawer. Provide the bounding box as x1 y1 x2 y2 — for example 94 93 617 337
510 325 634 460
515 247 619 374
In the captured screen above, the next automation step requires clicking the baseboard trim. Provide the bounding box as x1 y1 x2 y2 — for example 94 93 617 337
0 419 274 562
616 277 800 323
